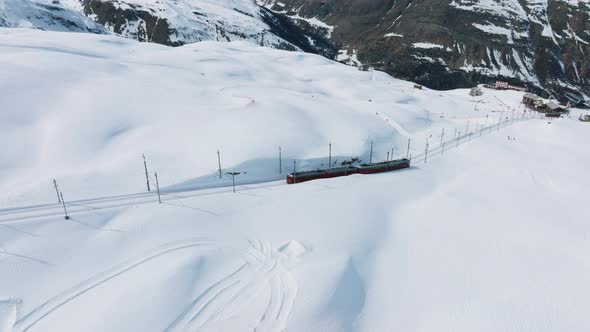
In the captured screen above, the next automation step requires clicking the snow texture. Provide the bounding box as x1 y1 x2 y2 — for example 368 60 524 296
1 27 590 332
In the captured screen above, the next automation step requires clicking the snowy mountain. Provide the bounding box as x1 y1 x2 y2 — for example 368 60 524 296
258 0 590 99
53 0 336 56
0 0 105 33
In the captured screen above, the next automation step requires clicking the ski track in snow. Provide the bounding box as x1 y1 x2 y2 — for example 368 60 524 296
375 111 412 137
165 240 298 332
12 239 214 332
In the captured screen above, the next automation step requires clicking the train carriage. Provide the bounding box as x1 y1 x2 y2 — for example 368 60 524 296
286 158 410 184
356 158 410 174
287 166 358 184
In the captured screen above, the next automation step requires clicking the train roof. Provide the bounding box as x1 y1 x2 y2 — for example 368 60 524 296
357 158 410 169
288 166 357 177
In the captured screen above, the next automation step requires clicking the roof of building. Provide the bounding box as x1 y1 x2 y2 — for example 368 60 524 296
523 93 542 100
546 102 564 111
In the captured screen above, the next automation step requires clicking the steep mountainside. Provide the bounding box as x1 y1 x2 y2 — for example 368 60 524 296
50 0 336 57
258 0 590 98
0 0 105 33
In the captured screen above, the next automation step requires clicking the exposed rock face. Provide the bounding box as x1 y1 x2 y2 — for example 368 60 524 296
258 0 590 98
77 0 336 57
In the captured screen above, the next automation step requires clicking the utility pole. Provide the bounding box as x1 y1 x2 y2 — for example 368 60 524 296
143 154 151 192
60 191 69 220
217 150 222 179
406 138 411 159
155 172 161 204
440 128 445 146
279 146 282 174
53 179 61 203
386 151 390 161
329 143 332 168
369 140 373 164
226 172 241 193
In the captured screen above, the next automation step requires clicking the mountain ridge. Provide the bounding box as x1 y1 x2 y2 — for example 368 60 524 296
258 0 590 99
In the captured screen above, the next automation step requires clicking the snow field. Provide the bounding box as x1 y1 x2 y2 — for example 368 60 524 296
1 27 590 331
0 28 526 208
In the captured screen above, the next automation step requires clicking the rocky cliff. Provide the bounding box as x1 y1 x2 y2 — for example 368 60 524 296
258 0 590 99
76 0 336 57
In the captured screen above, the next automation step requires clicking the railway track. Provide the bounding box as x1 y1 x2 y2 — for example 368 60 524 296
0 180 285 224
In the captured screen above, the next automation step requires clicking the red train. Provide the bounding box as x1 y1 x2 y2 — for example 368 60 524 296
286 158 410 184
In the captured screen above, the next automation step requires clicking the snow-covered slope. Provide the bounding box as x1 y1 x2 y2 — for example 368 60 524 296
0 27 537 208
0 0 105 33
1 28 590 332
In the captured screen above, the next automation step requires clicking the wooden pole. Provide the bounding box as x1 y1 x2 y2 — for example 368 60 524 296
217 150 222 179
155 172 161 204
143 154 151 192
329 143 332 168
279 146 282 174
53 179 61 203
60 192 69 220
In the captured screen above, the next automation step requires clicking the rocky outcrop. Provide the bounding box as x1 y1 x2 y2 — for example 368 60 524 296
259 0 590 99
78 0 336 57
